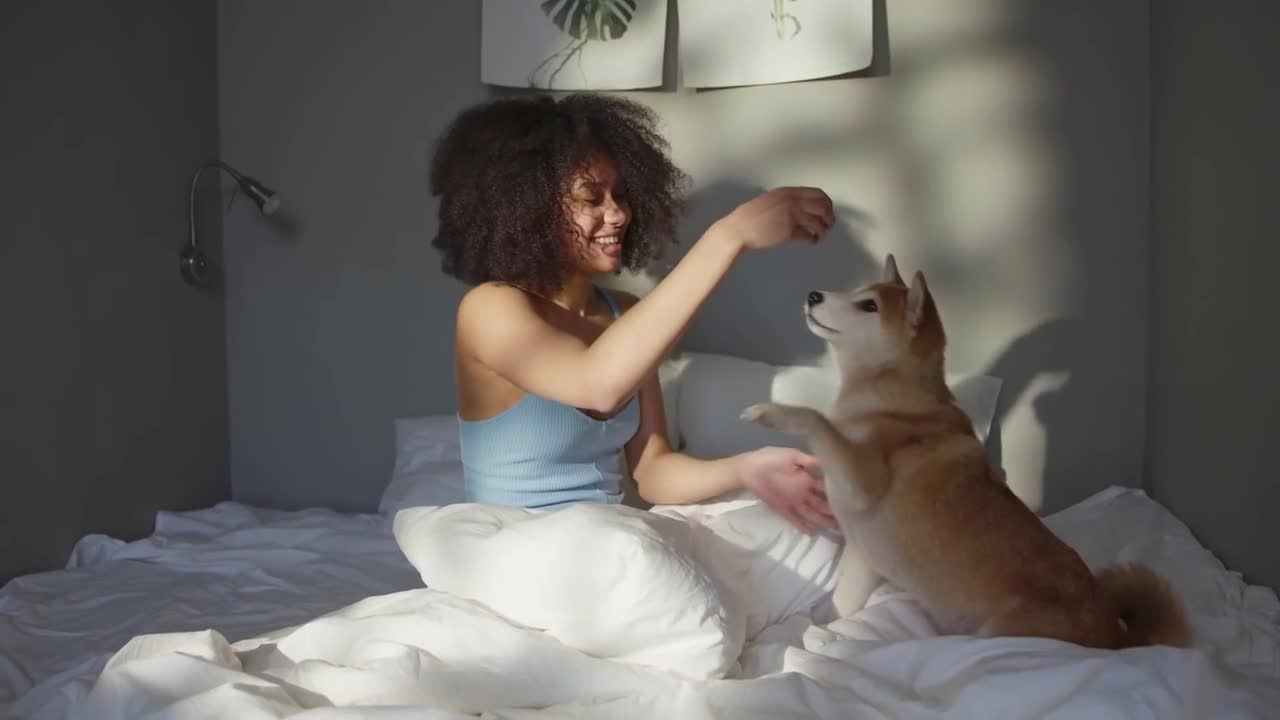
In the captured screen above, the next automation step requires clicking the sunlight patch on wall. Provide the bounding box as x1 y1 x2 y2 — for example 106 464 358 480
930 139 1055 255
888 0 1016 56
900 51 1047 151
608 0 1101 511
998 369 1070 512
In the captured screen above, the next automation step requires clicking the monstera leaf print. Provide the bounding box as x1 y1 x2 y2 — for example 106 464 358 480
528 0 638 87
539 0 637 42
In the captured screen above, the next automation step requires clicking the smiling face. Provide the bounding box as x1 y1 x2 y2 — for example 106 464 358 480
563 151 632 276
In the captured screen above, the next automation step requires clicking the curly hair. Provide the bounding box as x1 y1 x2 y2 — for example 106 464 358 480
428 93 689 293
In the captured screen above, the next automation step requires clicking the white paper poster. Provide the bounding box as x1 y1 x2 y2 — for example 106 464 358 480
481 0 669 90
679 0 873 88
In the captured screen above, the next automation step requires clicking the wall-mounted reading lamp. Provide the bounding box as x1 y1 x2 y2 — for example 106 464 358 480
181 160 281 287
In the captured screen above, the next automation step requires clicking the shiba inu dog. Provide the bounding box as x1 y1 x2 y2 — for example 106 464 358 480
742 255 1191 649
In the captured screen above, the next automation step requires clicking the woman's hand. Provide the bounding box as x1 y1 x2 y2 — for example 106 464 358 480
737 446 838 535
711 187 836 251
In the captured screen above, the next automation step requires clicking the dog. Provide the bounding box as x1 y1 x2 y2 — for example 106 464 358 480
741 254 1191 650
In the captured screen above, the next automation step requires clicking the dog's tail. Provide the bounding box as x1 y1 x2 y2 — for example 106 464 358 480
1097 562 1192 648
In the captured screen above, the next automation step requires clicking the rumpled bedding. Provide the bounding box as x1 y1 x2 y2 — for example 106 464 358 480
11 487 1280 719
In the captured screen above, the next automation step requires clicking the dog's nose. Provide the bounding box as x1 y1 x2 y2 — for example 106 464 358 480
807 291 824 307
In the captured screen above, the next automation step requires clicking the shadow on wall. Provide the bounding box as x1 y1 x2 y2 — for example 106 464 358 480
640 179 879 367
976 2 1148 514
982 318 1081 513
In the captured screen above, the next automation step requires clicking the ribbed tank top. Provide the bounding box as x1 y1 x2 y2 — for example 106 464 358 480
457 286 640 509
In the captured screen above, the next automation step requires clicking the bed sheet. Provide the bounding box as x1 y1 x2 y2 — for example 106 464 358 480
0 503 421 714
9 486 1279 720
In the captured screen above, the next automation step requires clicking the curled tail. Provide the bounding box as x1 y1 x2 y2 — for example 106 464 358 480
1097 562 1193 648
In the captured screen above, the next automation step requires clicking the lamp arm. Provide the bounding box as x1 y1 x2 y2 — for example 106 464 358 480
187 161 248 252
182 160 278 287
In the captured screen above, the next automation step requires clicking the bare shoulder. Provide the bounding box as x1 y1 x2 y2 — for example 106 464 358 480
455 283 547 350
458 282 536 321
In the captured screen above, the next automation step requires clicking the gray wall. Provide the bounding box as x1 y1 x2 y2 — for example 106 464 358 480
0 1 229 582
1148 3 1280 589
217 0 484 512
219 1 1152 516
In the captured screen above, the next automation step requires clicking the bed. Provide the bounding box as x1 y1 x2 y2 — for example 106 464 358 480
2 352 1277 719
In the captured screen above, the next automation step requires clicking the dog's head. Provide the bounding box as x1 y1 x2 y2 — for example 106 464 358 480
805 254 946 373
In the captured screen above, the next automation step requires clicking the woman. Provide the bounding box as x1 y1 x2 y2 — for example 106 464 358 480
430 93 837 534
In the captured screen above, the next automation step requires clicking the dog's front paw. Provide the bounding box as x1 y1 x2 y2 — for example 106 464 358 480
740 402 819 434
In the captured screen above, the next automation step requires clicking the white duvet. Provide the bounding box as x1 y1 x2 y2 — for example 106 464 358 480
24 488 1280 720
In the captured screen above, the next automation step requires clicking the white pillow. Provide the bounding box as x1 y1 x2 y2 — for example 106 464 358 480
392 502 744 680
656 354 691 449
379 416 465 513
673 352 1002 460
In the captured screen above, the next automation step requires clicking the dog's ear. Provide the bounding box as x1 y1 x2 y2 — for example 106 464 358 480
882 253 904 285
906 271 930 330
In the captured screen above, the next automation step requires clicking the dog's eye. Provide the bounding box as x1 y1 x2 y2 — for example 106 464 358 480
856 299 879 313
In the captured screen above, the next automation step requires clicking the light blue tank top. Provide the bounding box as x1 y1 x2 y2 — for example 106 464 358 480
457 286 641 509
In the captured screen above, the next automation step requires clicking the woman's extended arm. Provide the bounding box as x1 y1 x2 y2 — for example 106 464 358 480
460 187 834 414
